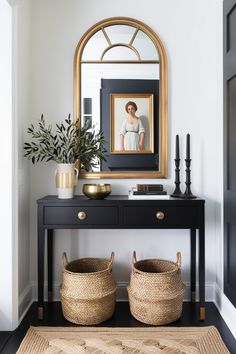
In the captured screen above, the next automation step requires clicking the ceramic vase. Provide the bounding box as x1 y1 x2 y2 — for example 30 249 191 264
55 163 79 199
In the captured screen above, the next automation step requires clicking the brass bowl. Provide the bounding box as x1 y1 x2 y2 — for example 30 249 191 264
82 184 111 200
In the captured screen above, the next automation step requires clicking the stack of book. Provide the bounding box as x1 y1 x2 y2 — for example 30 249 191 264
128 184 170 199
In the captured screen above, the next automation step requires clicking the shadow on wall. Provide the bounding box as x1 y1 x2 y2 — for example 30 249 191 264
139 115 150 151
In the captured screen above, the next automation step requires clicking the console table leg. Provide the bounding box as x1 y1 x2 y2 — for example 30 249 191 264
200 306 205 321
199 222 205 320
38 226 45 320
190 229 196 302
47 229 53 302
37 306 43 320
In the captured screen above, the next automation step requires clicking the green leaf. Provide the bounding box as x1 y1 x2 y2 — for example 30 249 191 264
23 114 107 168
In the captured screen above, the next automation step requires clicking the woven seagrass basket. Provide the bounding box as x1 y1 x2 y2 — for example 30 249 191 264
60 252 117 325
127 251 185 325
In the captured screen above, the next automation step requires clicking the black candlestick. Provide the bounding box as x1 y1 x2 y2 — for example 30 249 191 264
181 134 196 199
171 135 183 198
186 133 190 160
176 134 180 160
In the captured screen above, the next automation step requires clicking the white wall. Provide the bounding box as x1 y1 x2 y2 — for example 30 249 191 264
26 0 224 307
16 0 32 321
0 0 16 331
0 0 32 330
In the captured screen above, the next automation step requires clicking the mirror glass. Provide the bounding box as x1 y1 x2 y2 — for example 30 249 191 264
74 18 167 178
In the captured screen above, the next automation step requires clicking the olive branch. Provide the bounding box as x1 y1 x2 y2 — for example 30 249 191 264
24 114 107 171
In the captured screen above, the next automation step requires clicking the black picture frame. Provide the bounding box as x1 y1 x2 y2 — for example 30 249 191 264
100 79 159 171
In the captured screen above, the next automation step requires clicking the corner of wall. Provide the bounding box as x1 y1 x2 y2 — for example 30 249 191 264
215 283 236 339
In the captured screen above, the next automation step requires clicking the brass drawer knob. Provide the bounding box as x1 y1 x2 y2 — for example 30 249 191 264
156 211 165 220
78 211 87 220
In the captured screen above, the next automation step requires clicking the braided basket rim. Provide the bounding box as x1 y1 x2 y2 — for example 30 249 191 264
133 258 180 276
64 257 112 275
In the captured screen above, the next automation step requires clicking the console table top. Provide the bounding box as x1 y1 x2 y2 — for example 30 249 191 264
37 195 205 204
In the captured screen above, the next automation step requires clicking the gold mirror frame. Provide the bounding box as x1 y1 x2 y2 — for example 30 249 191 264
74 17 168 179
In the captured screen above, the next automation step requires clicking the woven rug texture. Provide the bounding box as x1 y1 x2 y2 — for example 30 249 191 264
17 326 230 354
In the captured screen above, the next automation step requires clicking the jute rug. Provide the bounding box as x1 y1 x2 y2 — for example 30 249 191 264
17 326 230 354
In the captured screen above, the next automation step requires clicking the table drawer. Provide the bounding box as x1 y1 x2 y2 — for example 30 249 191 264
44 206 118 225
124 206 199 227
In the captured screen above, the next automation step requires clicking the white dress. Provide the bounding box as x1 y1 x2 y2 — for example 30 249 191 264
120 118 145 151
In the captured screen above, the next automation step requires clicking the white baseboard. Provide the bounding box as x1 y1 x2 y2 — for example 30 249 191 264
30 280 215 302
214 284 236 339
18 284 33 324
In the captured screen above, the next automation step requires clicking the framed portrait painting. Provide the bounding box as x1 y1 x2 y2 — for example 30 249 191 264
110 93 154 154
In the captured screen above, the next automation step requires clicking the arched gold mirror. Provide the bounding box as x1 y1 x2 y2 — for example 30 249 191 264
74 17 167 178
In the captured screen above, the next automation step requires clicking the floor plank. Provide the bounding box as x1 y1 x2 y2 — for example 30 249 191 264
1 301 235 353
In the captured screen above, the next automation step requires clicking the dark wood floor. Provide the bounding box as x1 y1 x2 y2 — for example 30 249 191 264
0 301 235 353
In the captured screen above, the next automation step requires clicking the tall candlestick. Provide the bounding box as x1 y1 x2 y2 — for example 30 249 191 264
186 133 190 160
176 134 179 160
180 132 196 199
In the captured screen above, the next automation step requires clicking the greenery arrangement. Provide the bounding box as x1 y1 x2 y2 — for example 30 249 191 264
24 114 107 171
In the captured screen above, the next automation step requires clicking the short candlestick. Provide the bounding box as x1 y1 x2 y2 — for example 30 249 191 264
186 133 190 160
176 134 179 160
171 134 183 198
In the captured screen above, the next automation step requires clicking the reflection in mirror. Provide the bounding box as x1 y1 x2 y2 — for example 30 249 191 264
74 17 167 178
81 63 159 172
132 30 159 60
105 25 136 43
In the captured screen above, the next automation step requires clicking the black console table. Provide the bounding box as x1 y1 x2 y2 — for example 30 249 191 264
37 196 205 321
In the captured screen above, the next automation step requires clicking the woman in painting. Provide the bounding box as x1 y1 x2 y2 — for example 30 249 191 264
120 101 145 151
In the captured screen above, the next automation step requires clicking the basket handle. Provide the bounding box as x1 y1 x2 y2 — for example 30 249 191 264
132 251 137 266
108 251 115 270
61 252 68 270
132 251 139 274
176 251 181 269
